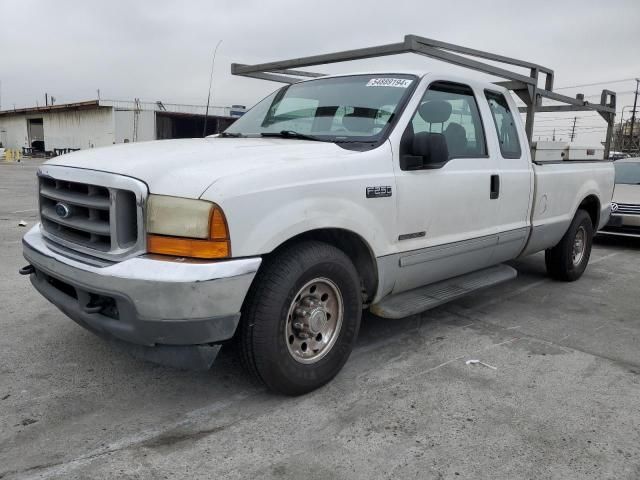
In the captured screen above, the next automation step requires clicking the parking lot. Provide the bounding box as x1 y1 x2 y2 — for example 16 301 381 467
1 159 639 479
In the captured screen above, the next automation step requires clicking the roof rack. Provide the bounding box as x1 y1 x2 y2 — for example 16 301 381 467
232 35 617 157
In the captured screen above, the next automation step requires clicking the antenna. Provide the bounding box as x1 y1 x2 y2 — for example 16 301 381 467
203 40 223 137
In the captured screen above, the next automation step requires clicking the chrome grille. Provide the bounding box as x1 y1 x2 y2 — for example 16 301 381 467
615 203 640 215
38 165 147 261
40 177 113 251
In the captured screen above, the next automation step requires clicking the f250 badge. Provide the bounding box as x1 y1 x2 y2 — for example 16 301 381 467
366 186 392 198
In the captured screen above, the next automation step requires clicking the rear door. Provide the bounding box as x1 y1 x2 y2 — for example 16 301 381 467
481 90 533 262
391 80 501 293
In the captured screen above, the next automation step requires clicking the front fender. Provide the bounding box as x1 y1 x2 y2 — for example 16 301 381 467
200 142 398 259
234 195 393 257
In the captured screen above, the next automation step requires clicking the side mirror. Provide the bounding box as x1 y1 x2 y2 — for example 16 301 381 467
400 132 450 170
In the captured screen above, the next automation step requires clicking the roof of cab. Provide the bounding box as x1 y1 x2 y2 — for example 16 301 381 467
290 70 508 93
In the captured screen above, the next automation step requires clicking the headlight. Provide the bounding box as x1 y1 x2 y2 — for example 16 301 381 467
146 195 230 259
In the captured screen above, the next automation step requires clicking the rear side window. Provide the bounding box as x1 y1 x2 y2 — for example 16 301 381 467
485 91 522 158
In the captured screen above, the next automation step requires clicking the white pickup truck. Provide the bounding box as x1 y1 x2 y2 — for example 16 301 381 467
21 37 616 395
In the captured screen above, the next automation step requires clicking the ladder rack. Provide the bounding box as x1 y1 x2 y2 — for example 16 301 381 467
231 35 616 157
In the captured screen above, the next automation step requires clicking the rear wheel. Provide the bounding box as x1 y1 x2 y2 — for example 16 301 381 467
239 241 362 395
545 209 594 281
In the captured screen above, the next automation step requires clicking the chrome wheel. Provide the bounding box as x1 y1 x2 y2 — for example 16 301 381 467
572 226 586 266
285 278 344 364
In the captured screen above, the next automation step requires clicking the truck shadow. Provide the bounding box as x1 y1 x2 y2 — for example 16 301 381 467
24 249 605 409
594 234 640 250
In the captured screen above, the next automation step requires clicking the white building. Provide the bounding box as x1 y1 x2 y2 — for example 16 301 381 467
0 99 244 153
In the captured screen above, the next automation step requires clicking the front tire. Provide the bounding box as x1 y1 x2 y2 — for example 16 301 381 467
239 241 362 395
545 209 594 281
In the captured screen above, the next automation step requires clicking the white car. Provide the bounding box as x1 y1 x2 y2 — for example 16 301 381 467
21 38 616 394
601 158 640 237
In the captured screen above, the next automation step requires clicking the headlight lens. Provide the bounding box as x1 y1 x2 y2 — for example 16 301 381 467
146 195 230 259
147 195 213 238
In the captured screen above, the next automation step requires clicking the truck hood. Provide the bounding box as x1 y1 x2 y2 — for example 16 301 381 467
613 184 640 205
46 137 356 198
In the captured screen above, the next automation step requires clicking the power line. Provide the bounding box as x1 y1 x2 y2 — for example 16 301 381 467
583 90 635 98
534 126 607 132
531 114 601 123
554 77 638 90
534 123 608 129
534 129 607 135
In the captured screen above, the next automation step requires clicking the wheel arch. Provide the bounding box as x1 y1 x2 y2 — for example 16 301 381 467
263 228 379 304
577 194 601 230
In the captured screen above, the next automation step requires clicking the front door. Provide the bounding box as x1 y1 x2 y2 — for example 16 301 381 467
392 80 501 293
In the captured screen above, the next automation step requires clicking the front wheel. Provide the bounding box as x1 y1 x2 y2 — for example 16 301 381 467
545 209 594 282
239 241 362 395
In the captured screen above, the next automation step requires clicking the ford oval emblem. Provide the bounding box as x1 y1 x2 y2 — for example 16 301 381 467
55 202 72 219
611 202 618 213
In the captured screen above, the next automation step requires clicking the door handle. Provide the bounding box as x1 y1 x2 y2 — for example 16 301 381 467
490 174 500 199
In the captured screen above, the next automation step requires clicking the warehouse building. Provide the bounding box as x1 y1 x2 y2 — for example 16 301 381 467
0 99 245 155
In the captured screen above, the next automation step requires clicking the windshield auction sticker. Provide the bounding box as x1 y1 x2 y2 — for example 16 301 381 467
366 78 413 88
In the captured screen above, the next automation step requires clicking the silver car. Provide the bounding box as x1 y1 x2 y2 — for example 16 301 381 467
601 158 640 237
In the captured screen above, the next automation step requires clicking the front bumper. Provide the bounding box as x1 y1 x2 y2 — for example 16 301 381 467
22 225 261 366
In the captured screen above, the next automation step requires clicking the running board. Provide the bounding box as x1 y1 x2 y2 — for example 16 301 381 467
370 264 518 319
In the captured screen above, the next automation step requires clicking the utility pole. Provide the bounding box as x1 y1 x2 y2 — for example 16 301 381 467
629 78 640 152
570 117 577 142
133 98 141 143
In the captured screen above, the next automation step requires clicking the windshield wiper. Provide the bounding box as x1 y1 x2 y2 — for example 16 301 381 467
261 130 328 142
219 132 245 138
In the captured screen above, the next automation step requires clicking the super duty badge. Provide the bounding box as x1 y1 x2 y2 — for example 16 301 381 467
366 186 392 198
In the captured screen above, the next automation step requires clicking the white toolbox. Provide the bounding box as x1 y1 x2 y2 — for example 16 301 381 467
532 141 568 162
566 144 604 160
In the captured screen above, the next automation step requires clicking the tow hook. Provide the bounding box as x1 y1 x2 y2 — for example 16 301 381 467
18 265 35 275
82 303 104 314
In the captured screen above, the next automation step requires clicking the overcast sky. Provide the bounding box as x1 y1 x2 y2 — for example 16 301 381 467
1 0 638 144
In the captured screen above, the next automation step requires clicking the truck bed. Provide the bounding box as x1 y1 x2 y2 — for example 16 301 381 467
521 160 615 256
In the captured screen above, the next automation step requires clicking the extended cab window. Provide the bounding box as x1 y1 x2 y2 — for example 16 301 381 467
485 90 521 158
410 82 487 158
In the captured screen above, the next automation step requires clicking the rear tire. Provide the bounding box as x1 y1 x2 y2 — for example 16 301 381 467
239 241 362 395
545 209 594 282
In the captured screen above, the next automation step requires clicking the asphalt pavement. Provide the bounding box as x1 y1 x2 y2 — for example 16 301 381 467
1 159 639 479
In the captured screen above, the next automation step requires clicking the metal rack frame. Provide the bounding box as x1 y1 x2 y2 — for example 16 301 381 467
232 34 616 157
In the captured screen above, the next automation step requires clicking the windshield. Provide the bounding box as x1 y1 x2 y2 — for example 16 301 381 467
614 161 640 185
224 74 417 143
